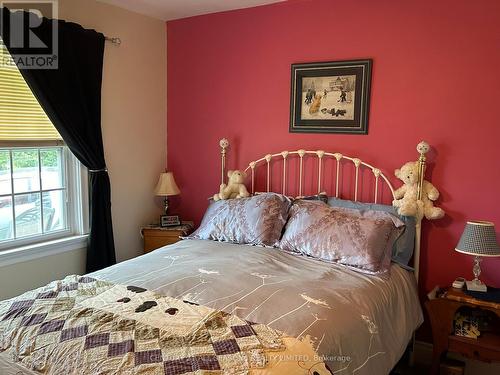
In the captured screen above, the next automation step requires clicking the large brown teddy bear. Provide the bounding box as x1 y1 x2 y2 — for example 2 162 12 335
213 170 250 201
392 161 445 220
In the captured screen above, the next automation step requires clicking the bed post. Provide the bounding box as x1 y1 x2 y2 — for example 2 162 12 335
409 141 429 367
414 141 429 282
219 138 229 185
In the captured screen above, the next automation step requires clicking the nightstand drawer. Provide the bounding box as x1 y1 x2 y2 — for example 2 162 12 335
141 222 193 253
143 231 182 252
448 333 500 362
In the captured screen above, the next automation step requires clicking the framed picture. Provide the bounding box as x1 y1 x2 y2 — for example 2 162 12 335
160 215 181 227
290 59 372 134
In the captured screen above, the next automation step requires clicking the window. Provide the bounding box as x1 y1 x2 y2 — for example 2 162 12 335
0 40 61 141
0 38 87 250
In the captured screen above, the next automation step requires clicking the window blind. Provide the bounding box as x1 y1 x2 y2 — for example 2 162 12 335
0 38 62 143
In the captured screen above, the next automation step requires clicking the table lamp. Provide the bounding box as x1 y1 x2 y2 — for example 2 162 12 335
154 172 181 226
455 221 500 292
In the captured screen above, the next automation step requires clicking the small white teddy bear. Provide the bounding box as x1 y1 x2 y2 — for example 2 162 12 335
213 170 250 201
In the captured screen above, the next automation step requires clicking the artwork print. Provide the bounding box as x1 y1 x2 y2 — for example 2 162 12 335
290 59 372 134
301 75 356 120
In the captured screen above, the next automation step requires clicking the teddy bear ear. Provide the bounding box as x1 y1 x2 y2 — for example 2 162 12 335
227 170 234 177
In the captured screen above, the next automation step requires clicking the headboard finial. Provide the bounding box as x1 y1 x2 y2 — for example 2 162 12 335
219 138 229 150
415 141 429 202
219 138 229 185
417 141 429 156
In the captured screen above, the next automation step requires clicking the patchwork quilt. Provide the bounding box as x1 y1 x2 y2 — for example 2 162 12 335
0 275 288 374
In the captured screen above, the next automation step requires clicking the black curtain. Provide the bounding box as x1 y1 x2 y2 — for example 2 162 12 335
1 7 115 272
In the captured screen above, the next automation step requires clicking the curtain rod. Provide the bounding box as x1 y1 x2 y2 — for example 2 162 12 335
3 7 122 45
105 36 121 46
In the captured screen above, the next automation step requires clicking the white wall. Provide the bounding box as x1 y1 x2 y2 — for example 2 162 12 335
0 0 166 300
0 248 87 300
59 0 167 262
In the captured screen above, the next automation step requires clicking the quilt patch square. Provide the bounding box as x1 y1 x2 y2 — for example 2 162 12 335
231 324 255 338
163 355 220 375
21 313 47 326
208 327 235 343
7 299 35 312
109 330 134 344
204 314 227 330
78 276 96 283
159 334 184 349
213 338 240 355
2 306 31 321
34 331 60 351
135 349 163 365
216 351 248 371
108 339 134 357
235 335 261 351
189 344 216 357
60 325 88 342
111 318 136 332
185 330 211 347
134 338 160 352
135 326 160 340
37 291 59 299
84 332 110 350
195 355 221 370
39 319 65 334
51 297 75 313
60 283 78 291
163 357 193 375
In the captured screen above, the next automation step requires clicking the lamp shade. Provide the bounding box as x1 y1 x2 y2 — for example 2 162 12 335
455 221 500 257
154 172 180 197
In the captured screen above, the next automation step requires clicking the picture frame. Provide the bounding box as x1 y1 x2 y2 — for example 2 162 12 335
160 215 181 227
289 59 372 134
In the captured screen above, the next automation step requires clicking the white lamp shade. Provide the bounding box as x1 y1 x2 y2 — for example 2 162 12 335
154 172 180 196
455 221 500 257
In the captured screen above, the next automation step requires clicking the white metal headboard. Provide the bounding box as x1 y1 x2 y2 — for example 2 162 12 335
244 150 395 203
216 138 431 282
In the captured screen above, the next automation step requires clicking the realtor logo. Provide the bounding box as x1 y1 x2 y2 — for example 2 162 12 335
0 0 58 69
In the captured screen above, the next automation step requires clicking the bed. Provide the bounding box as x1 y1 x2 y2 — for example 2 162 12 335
0 140 435 375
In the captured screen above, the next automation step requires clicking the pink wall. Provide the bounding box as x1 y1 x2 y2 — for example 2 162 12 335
167 0 500 295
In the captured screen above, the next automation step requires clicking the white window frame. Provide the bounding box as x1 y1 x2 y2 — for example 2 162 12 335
0 145 89 255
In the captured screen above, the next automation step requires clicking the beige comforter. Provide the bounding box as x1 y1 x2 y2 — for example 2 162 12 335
1 239 422 374
92 240 422 374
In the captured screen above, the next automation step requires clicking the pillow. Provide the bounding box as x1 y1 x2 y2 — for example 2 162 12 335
255 192 328 204
279 200 404 274
187 193 291 247
328 197 416 269
297 193 328 203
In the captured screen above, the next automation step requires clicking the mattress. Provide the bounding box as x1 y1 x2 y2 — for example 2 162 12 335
0 239 422 374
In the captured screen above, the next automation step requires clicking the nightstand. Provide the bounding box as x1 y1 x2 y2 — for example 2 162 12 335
141 221 194 253
425 287 500 375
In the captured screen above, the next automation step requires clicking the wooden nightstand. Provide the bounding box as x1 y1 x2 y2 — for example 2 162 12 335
141 221 194 253
425 287 500 375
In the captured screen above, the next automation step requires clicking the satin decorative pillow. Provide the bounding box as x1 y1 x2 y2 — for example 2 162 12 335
279 200 404 274
327 197 416 269
187 193 291 247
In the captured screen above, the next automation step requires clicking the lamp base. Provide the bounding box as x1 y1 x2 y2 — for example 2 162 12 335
466 280 487 292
